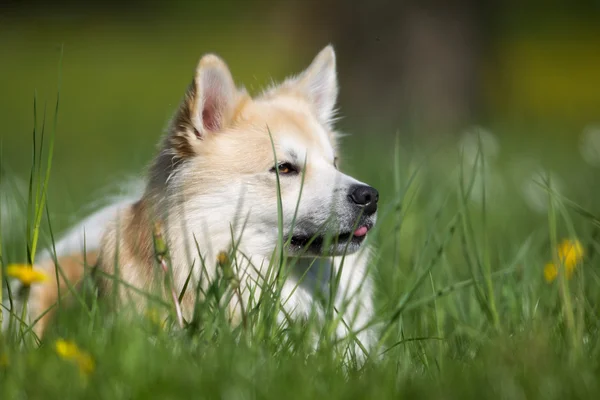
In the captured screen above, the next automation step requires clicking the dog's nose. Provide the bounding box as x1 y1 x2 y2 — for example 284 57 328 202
348 185 379 215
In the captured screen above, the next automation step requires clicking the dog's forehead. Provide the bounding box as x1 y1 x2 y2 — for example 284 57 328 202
242 97 335 161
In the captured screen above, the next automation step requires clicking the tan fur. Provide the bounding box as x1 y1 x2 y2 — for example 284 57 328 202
33 251 98 337
94 201 156 306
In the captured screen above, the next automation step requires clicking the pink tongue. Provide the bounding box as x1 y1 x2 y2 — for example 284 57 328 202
353 226 368 237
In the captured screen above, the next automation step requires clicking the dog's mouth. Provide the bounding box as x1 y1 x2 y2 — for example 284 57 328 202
287 222 373 255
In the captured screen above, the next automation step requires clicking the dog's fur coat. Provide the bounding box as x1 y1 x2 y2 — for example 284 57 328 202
4 46 379 356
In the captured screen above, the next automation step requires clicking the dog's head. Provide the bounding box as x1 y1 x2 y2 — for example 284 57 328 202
150 45 378 258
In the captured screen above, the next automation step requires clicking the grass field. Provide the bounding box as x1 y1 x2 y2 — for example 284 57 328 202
3 15 600 400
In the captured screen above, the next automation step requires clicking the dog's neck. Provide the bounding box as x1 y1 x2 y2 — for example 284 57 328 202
288 257 334 296
124 196 337 299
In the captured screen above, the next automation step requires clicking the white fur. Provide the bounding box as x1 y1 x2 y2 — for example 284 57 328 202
38 195 141 262
4 46 379 361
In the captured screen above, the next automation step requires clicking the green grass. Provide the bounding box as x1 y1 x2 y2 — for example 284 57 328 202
2 100 600 398
3 18 600 400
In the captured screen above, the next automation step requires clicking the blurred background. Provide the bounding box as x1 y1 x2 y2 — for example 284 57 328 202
1 0 600 255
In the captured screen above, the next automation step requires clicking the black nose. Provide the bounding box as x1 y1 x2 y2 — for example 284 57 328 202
348 185 379 215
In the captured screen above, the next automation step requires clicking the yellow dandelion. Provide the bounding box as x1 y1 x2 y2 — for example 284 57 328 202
217 251 235 281
55 339 80 359
6 264 48 286
54 339 95 375
544 239 584 283
557 239 584 270
216 251 229 266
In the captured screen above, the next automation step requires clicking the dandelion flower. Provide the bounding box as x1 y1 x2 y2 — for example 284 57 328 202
544 239 584 283
6 264 47 286
55 339 80 359
217 251 229 266
217 251 236 282
557 239 584 270
55 339 95 375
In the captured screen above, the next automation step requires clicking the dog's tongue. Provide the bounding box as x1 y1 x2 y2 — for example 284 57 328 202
353 226 369 237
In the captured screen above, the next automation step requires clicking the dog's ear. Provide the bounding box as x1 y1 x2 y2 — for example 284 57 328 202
293 45 338 126
191 54 237 135
168 55 238 157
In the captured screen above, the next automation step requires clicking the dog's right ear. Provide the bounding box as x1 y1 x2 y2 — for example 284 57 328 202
190 55 237 135
169 54 237 157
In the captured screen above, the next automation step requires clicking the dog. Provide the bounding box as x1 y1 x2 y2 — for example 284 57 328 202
4 45 379 358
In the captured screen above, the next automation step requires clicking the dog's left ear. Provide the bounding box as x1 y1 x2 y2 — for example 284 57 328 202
293 45 339 126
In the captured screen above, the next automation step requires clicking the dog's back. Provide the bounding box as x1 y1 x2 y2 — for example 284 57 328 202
2 192 139 337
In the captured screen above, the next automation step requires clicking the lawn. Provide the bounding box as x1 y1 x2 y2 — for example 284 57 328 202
2 11 600 400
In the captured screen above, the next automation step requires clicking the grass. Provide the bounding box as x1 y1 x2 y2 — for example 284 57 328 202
2 100 600 400
3 32 600 400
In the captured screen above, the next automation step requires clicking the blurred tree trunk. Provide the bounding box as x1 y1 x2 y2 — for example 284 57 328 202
279 0 490 134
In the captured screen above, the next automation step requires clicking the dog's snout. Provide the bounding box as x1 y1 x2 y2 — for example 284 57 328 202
348 185 379 215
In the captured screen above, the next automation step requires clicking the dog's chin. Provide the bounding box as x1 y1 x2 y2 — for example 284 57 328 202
284 222 373 257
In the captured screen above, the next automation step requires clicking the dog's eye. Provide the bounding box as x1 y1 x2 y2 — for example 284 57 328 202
270 162 297 175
